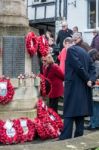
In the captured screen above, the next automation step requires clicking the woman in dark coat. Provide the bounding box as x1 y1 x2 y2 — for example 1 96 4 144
59 38 96 140
43 54 64 113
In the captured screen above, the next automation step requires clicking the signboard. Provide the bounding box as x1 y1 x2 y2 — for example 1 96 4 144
0 82 7 96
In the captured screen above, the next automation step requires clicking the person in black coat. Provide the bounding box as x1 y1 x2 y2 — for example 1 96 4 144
59 38 96 140
56 21 73 51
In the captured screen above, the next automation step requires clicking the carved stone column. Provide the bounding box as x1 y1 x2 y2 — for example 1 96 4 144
0 0 29 36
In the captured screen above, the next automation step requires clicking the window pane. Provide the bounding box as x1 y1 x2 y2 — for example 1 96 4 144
88 0 96 29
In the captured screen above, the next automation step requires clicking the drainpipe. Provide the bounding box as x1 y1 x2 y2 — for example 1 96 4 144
59 0 62 17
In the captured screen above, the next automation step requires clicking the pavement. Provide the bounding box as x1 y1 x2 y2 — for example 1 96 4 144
0 130 99 150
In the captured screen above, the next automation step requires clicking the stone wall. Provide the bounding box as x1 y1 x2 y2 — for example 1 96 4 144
0 0 39 36
0 0 28 27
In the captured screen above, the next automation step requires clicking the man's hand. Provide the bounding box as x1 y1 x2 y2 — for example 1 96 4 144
87 80 92 87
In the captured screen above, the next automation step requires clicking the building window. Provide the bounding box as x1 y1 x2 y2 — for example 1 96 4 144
88 0 96 29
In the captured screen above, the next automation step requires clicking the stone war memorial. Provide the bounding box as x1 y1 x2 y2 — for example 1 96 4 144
0 0 39 121
0 0 64 145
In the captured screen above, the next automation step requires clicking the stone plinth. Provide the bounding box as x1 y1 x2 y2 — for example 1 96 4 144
0 78 40 120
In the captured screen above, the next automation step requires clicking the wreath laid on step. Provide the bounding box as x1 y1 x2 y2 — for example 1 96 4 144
18 118 35 143
34 99 63 139
25 32 38 57
0 118 36 144
48 108 63 131
0 120 20 144
0 77 14 105
38 35 49 57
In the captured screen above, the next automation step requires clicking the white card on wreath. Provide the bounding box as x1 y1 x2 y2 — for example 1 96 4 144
0 82 7 96
6 128 16 138
4 120 13 130
20 120 27 127
50 115 55 121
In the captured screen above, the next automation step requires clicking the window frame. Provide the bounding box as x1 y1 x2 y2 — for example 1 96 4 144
87 0 96 29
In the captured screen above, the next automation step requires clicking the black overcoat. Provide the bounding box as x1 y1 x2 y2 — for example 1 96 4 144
63 45 96 117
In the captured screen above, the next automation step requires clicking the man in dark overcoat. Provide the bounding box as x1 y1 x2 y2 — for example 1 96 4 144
59 38 96 140
56 21 73 51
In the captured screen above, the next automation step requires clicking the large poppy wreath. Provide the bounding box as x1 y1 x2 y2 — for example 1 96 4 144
0 78 14 105
35 99 63 139
26 32 38 57
38 36 49 57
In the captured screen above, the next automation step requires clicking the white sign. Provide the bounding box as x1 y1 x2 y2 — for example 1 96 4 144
20 120 29 135
50 115 55 121
0 82 7 96
4 120 13 130
6 128 16 138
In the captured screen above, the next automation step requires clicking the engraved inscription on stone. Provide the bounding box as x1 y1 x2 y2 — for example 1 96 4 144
3 36 25 77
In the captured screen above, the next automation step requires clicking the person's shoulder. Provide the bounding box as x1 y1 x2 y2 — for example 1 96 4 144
68 45 76 51
52 63 60 69
75 45 87 52
58 30 63 33
53 63 59 67
96 35 99 39
68 45 84 53
68 28 73 32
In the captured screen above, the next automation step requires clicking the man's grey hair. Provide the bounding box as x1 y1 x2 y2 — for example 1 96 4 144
72 32 82 40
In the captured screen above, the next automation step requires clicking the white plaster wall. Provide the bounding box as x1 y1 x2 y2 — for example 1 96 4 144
36 6 45 19
28 0 33 5
67 0 94 44
67 0 87 32
28 7 35 20
46 5 55 18
56 0 64 18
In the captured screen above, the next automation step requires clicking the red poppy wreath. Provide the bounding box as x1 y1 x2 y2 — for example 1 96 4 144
48 108 63 131
0 78 14 105
38 74 52 97
34 117 59 140
0 120 20 144
18 118 36 143
26 32 38 57
37 98 48 118
38 35 49 57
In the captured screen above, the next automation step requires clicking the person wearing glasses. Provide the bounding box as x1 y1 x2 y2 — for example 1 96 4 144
56 21 73 52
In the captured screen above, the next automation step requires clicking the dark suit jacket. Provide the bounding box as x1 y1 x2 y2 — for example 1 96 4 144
56 29 73 51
